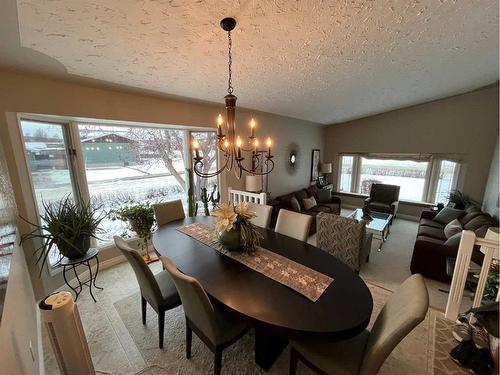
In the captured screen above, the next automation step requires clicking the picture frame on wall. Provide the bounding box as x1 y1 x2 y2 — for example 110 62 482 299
311 149 320 182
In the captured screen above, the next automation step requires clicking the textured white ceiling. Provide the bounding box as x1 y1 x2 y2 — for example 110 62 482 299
11 0 500 124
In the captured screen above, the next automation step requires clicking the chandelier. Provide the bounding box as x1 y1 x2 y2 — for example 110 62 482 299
192 17 275 179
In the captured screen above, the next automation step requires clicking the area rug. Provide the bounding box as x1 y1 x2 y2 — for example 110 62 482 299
113 282 468 374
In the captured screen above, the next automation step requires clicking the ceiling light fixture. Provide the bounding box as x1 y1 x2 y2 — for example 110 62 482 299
192 17 275 179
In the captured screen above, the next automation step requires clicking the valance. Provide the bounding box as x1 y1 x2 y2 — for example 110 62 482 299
339 152 463 163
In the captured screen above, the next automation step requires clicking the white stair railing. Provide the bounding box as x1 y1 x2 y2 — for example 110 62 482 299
445 229 500 321
228 187 267 205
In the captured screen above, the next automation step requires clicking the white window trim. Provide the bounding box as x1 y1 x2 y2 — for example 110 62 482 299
337 153 461 205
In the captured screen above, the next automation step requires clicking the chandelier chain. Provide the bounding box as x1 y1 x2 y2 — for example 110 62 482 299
227 30 233 94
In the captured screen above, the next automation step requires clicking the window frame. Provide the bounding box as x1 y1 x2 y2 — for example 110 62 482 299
18 113 220 268
337 153 461 204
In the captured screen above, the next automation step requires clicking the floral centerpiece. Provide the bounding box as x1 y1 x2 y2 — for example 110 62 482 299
212 202 262 253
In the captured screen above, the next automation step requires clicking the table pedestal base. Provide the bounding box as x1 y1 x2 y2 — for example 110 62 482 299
255 329 289 371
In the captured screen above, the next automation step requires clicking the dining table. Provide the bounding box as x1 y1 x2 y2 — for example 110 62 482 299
152 216 373 371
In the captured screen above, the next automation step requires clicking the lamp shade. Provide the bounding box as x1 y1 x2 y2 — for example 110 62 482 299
319 163 332 173
245 175 262 192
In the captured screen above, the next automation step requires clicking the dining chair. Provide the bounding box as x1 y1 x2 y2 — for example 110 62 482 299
275 209 313 242
113 236 181 349
289 274 428 375
316 212 372 273
153 199 185 226
161 256 250 375
248 202 273 229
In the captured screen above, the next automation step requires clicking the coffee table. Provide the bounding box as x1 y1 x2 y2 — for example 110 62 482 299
348 209 392 251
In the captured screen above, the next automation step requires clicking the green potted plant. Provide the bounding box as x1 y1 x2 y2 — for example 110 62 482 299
447 190 481 210
212 202 262 252
21 195 105 274
112 203 157 263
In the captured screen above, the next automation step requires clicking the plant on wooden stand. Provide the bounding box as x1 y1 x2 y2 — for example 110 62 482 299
21 195 106 275
112 203 157 264
212 202 262 253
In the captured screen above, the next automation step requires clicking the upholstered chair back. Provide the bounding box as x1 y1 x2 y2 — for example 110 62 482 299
153 199 185 226
370 184 400 204
316 212 365 272
275 209 313 242
248 203 273 229
161 256 219 343
114 236 163 308
360 274 429 375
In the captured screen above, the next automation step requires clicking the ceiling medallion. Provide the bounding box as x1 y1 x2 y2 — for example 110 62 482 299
192 17 275 180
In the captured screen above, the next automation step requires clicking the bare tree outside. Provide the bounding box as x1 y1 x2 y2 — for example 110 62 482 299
126 127 187 191
192 132 218 196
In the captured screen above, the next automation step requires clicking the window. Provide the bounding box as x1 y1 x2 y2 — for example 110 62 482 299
78 124 188 244
191 131 218 205
435 160 459 204
339 155 354 192
337 154 460 204
358 158 428 201
20 117 220 264
21 120 77 264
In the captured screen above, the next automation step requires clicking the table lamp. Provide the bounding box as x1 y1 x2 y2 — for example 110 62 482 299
245 175 262 193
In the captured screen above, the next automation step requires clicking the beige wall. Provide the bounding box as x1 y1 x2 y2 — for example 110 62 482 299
0 140 40 375
324 84 499 217
0 70 323 292
483 139 499 220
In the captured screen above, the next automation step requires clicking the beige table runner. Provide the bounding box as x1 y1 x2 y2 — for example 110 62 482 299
177 222 333 302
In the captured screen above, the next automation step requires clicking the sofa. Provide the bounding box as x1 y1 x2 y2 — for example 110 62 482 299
365 183 400 219
410 206 497 283
268 185 341 235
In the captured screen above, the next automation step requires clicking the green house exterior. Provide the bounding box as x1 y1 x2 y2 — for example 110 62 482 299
81 134 138 167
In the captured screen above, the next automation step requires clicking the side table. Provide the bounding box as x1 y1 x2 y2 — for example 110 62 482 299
59 248 103 302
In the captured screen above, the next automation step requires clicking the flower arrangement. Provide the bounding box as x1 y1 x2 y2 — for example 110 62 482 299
212 202 262 252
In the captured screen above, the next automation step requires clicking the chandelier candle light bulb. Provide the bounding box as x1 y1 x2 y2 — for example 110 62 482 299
217 114 223 136
266 137 272 157
250 118 256 138
192 139 200 159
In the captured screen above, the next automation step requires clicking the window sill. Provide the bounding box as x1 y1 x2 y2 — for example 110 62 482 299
334 191 434 207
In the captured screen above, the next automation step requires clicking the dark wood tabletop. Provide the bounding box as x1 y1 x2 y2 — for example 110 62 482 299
153 216 373 341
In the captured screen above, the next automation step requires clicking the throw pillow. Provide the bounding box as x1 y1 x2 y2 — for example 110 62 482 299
317 189 331 204
302 196 317 210
290 197 301 212
433 207 465 225
444 232 462 247
444 219 462 239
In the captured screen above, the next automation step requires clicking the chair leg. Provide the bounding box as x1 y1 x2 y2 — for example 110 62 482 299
186 324 192 359
289 347 298 375
141 296 147 325
214 348 222 375
158 309 165 349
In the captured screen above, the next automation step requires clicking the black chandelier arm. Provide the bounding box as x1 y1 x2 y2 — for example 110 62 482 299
193 153 230 178
235 157 274 176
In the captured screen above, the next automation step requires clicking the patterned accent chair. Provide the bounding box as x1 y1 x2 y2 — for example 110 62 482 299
365 184 400 220
316 212 372 273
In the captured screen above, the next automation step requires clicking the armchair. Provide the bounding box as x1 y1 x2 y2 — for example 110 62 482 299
365 183 400 220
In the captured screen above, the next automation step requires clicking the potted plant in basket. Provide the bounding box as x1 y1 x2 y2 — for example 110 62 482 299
212 202 262 253
21 195 106 274
112 203 158 264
